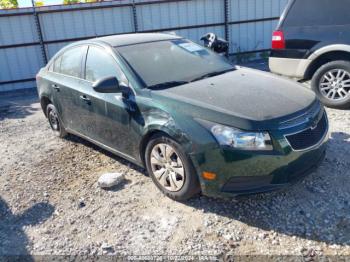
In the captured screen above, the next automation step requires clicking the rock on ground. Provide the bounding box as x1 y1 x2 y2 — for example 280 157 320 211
98 173 125 189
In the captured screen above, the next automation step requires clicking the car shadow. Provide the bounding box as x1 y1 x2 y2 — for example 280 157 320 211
184 131 350 246
0 95 39 121
64 134 146 175
0 197 54 259
105 179 132 192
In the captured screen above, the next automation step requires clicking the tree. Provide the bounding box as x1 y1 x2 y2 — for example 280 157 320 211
34 0 44 6
0 0 18 9
63 0 80 4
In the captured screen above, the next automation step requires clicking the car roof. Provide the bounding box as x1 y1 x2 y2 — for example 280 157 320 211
89 33 183 47
48 33 183 66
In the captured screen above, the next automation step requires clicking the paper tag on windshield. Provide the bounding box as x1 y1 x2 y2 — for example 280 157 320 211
178 43 204 52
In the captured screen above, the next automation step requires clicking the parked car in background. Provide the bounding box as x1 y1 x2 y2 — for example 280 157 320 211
269 0 350 109
37 33 328 201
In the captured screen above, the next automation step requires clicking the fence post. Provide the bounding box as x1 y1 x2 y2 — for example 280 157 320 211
132 0 138 33
224 0 230 57
31 0 48 64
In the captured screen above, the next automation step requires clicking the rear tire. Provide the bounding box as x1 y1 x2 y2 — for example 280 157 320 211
145 134 200 201
46 104 67 138
311 60 350 109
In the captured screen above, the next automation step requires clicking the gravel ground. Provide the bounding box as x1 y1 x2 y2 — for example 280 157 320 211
0 92 349 260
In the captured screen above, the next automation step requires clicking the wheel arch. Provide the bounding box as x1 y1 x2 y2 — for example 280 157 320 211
139 124 194 168
40 96 52 117
305 50 350 80
139 129 170 167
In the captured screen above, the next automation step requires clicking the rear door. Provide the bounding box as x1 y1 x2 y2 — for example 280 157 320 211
50 45 88 133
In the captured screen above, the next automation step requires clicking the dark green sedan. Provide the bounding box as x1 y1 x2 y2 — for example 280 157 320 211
36 33 329 201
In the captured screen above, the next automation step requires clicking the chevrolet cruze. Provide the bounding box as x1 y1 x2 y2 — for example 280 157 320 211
36 33 329 201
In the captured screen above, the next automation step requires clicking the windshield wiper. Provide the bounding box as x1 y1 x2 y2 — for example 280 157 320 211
147 81 189 90
190 68 235 83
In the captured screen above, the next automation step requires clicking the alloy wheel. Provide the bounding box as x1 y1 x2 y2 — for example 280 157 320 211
319 69 350 101
150 143 185 192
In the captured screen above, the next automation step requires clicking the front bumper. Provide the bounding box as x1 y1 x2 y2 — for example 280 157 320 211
190 122 328 198
220 148 326 195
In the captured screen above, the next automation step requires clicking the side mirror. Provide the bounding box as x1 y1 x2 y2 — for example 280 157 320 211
93 76 124 94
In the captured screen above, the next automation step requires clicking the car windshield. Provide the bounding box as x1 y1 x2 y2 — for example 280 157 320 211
116 39 235 89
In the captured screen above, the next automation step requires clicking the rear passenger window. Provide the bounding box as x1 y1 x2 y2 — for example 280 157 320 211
85 46 124 82
284 0 349 27
60 47 85 78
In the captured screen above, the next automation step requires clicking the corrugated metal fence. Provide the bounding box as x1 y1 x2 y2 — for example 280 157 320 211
0 0 288 92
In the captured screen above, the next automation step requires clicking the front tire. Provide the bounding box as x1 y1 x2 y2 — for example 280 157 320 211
311 60 350 109
145 134 200 201
46 104 67 138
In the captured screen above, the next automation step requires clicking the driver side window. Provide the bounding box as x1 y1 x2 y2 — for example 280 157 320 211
85 46 126 83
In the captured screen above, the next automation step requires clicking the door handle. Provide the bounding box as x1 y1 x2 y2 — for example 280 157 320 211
52 84 60 91
80 95 91 103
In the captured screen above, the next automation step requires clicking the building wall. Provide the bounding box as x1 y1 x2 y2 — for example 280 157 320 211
0 0 288 92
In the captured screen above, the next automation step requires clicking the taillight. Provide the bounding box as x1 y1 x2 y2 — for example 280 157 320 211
272 30 285 49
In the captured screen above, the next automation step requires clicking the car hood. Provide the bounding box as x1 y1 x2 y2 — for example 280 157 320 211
153 67 316 122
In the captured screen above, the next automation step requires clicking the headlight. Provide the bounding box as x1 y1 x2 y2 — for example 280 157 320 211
198 120 273 150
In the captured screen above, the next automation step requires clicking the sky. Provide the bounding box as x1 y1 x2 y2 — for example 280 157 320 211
18 0 63 7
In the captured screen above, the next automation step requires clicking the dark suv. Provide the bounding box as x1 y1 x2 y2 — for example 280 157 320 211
269 0 350 109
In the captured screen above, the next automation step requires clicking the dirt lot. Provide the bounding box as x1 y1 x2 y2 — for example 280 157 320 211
0 91 350 260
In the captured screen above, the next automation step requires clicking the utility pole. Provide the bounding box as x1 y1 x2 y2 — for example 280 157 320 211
132 0 138 33
224 0 230 58
31 0 48 64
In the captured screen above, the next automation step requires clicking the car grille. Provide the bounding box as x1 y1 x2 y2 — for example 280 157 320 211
279 101 321 129
285 113 328 151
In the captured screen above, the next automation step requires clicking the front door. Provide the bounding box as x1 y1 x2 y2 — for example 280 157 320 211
79 45 132 155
